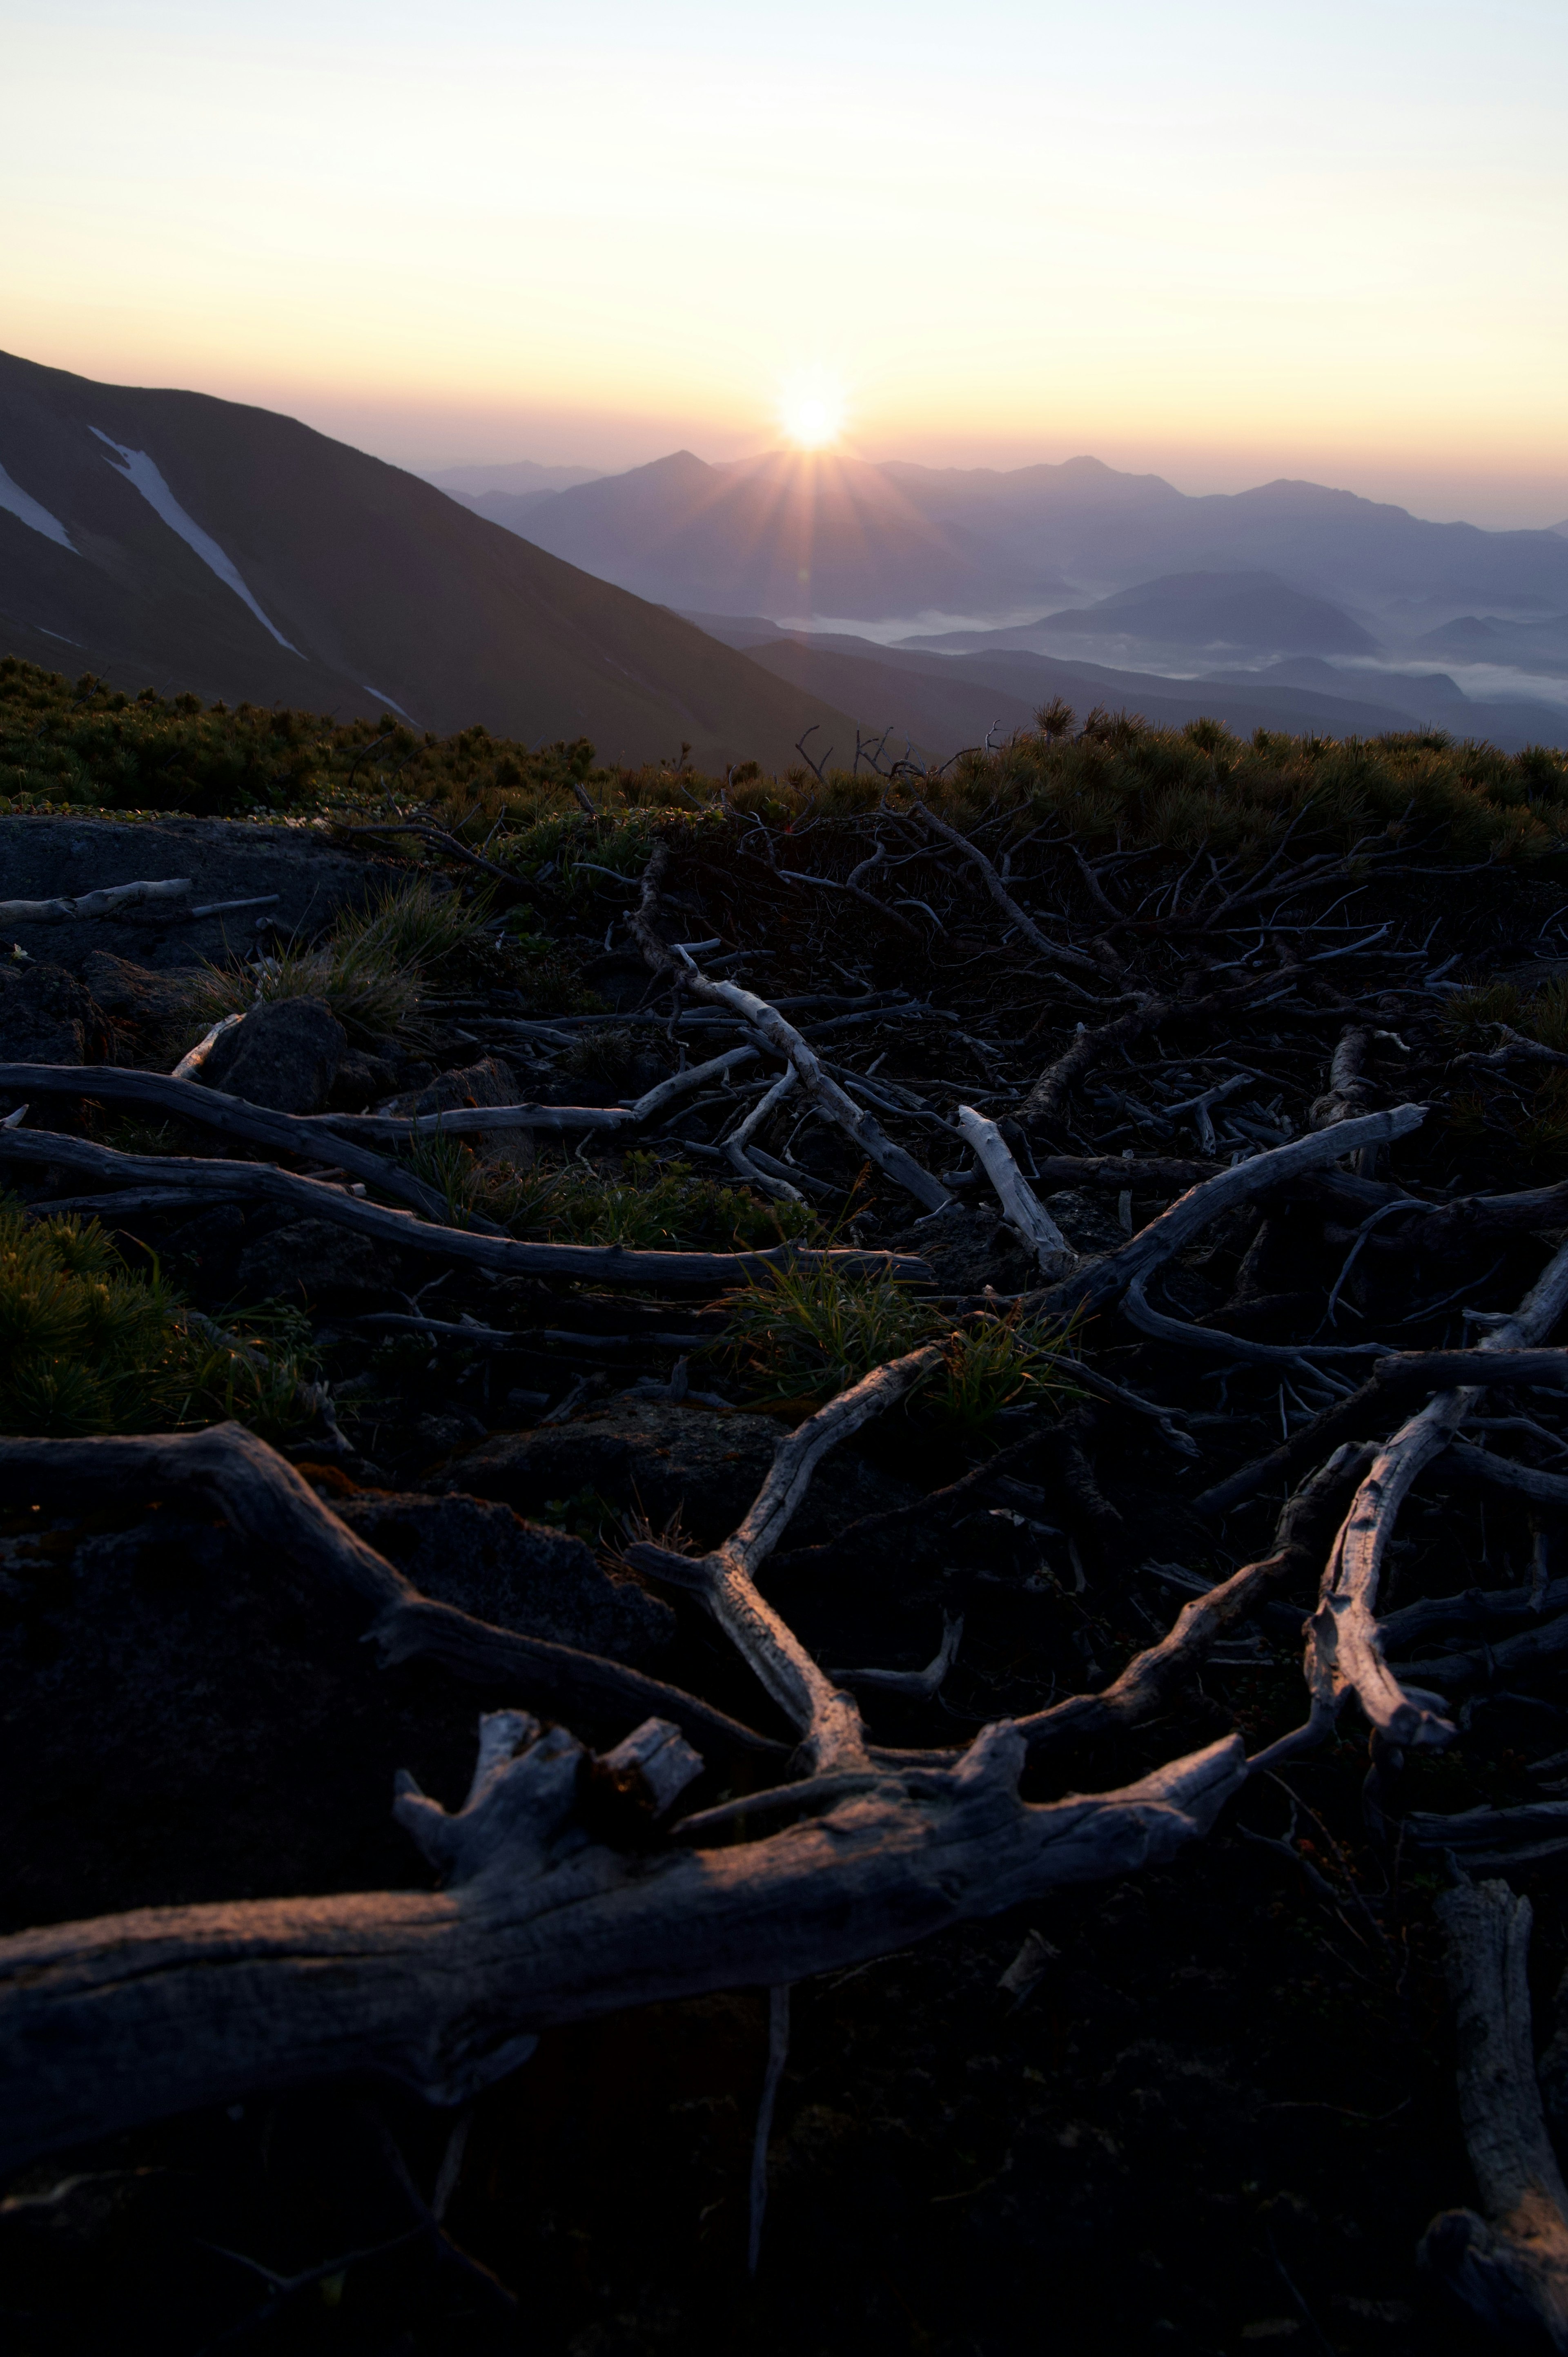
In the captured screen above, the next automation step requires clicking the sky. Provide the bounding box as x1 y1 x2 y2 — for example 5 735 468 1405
4 0 1567 526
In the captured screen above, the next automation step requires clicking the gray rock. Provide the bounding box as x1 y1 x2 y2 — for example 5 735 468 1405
201 995 347 1113
443 1400 790 1548
327 1048 400 1111
334 1490 676 1661
0 961 106 1066
384 1054 532 1163
235 1215 399 1308
885 1202 1037 1295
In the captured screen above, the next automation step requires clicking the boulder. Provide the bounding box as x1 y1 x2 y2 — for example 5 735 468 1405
235 1215 401 1309
200 995 347 1114
0 960 106 1067
385 1054 532 1164
885 1202 1038 1295
333 1490 675 1661
442 1400 789 1548
327 1047 401 1111
78 952 200 1027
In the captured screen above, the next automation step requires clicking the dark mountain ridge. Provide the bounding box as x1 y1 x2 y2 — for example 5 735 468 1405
508 449 1568 630
0 352 855 770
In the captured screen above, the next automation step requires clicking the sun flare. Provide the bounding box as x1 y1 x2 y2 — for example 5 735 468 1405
779 375 846 450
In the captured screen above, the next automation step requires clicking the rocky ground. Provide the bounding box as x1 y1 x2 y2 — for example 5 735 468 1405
4 802 1568 2355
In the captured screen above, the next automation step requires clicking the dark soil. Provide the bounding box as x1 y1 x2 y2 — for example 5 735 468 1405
6 801 1568 2355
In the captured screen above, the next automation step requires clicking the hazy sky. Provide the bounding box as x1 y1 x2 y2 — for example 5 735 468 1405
5 0 1567 525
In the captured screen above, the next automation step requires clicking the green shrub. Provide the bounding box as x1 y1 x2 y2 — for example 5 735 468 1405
0 1196 311 1436
720 1262 1075 1432
185 876 494 1044
401 1141 817 1252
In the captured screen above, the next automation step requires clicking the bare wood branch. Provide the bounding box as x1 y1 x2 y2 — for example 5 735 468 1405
0 1713 1244 2174
910 801 1111 977
630 843 952 1212
628 1345 946 1771
955 1105 1075 1278
0 1126 929 1288
0 1062 462 1228
1419 1882 1568 2349
0 878 193 923
1304 1235 1568 1752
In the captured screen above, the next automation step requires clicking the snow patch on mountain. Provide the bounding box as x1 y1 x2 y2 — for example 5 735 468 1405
0 462 75 552
89 430 298 652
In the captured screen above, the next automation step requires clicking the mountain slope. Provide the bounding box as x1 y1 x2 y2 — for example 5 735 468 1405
508 449 1568 631
0 352 854 770
515 450 1067 619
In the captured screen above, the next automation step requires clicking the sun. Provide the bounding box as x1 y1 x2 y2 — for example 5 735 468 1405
778 375 846 450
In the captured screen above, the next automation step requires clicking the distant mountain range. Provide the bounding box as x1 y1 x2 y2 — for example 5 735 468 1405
683 615 1568 759
506 449 1568 639
0 354 853 768
3 348 1565 769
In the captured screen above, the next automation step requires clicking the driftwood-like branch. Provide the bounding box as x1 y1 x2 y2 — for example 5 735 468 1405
630 843 952 1213
0 877 193 923
1419 1881 1568 2348
1301 1236 1568 1752
1012 1448 1370 1758
911 802 1110 977
955 1104 1075 1278
1044 1103 1427 1318
0 1424 786 1758
0 1398 1247 2177
0 1062 461 1227
1194 1349 1568 1517
0 1711 1244 2174
626 1346 946 1772
0 1126 929 1289
312 1046 762 1139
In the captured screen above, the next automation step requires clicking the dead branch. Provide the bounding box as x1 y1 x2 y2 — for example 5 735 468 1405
0 878 194 923
911 801 1112 977
0 1062 461 1228
1298 1235 1568 1753
954 1105 1075 1277
1419 1882 1568 2348
630 843 952 1211
0 1125 930 1288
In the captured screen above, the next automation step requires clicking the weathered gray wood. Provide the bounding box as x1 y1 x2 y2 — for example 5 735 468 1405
0 1712 1244 2174
0 1126 931 1287
955 1104 1075 1277
628 1344 946 1773
0 1425 789 1759
1044 1102 1428 1318
0 877 192 922
630 842 952 1212
1304 1235 1568 1753
1419 1882 1568 2348
0 1062 460 1226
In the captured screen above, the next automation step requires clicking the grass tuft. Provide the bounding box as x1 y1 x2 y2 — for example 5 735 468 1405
0 1195 313 1436
720 1262 1076 1432
184 877 494 1045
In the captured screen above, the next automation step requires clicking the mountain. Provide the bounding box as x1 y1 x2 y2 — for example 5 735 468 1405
0 353 854 769
505 450 1568 638
421 461 604 496
1414 612 1568 676
514 450 1069 620
681 616 1568 759
900 571 1378 660
423 462 608 541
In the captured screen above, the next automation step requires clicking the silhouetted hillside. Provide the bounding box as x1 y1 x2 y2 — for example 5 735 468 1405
0 353 854 771
508 448 1568 632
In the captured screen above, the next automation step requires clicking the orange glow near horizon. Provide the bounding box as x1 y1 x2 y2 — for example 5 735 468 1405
4 1 1567 528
